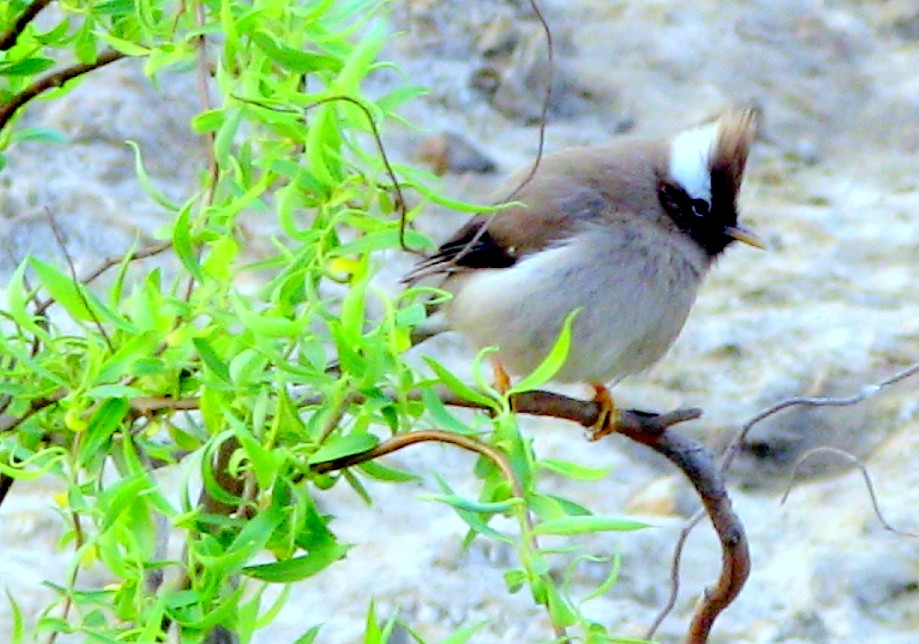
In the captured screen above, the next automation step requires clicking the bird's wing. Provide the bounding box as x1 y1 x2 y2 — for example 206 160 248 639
405 150 610 282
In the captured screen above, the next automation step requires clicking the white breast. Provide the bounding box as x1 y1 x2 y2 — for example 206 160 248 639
446 223 706 384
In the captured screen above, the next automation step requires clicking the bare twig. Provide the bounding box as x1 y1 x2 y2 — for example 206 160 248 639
722 360 919 474
45 209 114 351
0 48 127 130
0 0 54 51
781 446 919 538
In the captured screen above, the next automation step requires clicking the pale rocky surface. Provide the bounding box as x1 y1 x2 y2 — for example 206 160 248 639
3 1 919 642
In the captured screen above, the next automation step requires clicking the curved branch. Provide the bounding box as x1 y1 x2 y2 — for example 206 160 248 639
0 48 127 131
0 0 54 51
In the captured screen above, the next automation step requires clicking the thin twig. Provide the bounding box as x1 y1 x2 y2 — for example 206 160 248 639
441 0 554 270
45 209 114 351
0 48 127 130
34 240 172 315
0 0 54 51
781 446 919 538
722 360 919 474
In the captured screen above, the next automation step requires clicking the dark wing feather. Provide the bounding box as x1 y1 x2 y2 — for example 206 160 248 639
404 147 616 283
404 217 517 282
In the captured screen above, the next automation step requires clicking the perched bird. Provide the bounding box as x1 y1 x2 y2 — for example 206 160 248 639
405 109 764 436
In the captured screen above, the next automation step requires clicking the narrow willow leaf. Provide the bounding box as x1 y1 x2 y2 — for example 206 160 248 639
0 57 55 76
293 625 322 644
539 458 611 482
358 459 419 483
534 515 649 536
173 202 204 281
252 30 343 73
545 582 579 627
423 356 495 408
442 621 489 644
242 543 350 583
581 554 622 602
30 257 94 321
507 308 580 395
307 433 378 465
126 141 180 211
9 127 67 144
80 398 130 463
193 337 231 383
97 32 150 55
421 493 520 515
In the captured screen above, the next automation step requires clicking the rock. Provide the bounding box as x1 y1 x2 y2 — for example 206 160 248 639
415 132 496 175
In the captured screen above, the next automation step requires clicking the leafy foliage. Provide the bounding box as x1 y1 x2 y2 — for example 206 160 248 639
0 0 646 641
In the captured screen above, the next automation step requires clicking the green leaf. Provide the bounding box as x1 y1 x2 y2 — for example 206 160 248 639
433 477 513 544
30 257 94 321
5 589 23 643
9 127 67 145
252 31 343 73
232 295 310 337
241 543 350 582
95 331 161 383
358 459 419 483
80 398 130 462
364 599 382 644
534 515 649 536
442 621 489 644
421 493 520 515
191 108 224 133
193 337 231 383
423 356 496 409
539 458 610 482
507 308 579 395
97 33 151 56
293 625 322 644
0 57 55 76
126 141 180 211
172 201 204 281
545 582 578 627
581 554 622 602
308 433 378 465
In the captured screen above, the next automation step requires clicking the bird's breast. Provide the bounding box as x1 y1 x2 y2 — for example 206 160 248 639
446 223 707 384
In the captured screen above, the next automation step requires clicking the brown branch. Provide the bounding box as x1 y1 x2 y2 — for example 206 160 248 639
649 359 919 639
8 382 745 639
0 48 127 131
0 0 54 51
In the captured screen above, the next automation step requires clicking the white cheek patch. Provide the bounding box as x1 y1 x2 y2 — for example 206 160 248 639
669 122 719 204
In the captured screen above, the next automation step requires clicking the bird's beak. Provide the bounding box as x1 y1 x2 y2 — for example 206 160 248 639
725 225 767 250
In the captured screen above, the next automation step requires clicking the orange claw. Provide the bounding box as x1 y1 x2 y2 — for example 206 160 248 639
587 383 619 441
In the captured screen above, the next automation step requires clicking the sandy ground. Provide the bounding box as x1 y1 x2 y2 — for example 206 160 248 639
3 1 919 642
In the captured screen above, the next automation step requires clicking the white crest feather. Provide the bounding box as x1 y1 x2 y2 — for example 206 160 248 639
669 121 719 204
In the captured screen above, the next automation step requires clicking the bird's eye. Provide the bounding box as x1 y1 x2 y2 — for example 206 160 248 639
691 198 710 218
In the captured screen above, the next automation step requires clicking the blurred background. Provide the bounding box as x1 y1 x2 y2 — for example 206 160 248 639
3 0 919 641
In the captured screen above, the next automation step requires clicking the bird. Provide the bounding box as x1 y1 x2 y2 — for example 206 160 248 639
404 108 764 438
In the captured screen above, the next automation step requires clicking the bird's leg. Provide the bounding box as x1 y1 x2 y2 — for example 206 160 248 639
587 383 620 441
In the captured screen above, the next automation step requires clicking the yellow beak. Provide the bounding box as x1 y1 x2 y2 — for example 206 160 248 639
725 225 767 250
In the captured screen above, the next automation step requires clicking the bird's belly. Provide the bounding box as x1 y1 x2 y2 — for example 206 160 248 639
447 236 703 384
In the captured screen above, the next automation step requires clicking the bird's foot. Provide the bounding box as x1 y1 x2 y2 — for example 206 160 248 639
586 383 620 441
